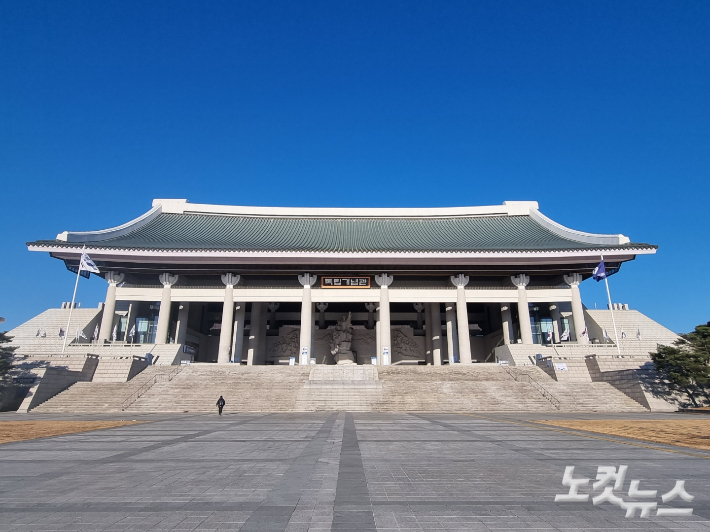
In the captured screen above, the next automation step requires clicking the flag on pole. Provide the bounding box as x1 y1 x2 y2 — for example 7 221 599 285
75 328 88 341
79 252 100 274
560 328 570 341
637 328 641 340
41 329 46 338
603 329 611 342
592 261 607 281
112 325 117 342
128 324 136 342
592 260 620 281
546 328 553 342
621 329 627 339
59 328 65 338
92 324 99 341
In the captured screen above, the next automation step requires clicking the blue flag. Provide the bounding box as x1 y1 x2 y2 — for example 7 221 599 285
592 261 607 281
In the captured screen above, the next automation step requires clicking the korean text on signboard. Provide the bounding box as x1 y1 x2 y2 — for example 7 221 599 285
321 277 371 288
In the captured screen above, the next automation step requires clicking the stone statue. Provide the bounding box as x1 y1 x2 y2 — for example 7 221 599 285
330 312 355 364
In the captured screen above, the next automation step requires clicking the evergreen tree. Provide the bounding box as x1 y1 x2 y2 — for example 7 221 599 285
651 321 710 407
0 332 17 399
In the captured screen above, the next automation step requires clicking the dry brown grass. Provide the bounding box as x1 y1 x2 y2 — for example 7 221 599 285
534 419 710 451
0 421 143 444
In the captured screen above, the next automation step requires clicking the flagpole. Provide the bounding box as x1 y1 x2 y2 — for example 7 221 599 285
600 254 621 355
62 245 85 353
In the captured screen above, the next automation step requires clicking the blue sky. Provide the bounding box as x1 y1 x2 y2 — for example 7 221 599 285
1 1 708 333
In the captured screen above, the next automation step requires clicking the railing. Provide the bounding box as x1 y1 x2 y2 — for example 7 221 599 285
502 364 561 410
121 365 183 411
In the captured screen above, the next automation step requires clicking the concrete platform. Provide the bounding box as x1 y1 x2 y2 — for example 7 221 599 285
0 412 708 531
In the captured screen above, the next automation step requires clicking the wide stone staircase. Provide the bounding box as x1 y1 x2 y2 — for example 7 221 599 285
375 366 557 412
125 365 313 413
294 366 383 412
543 381 648 412
31 363 651 413
32 366 174 413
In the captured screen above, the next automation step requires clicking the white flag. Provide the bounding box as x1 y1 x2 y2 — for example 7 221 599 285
112 325 117 342
603 329 611 342
637 328 641 341
546 328 553 342
93 324 99 341
621 329 627 339
41 329 46 338
36 329 41 337
76 328 87 341
560 328 570 341
79 252 100 274
128 324 136 340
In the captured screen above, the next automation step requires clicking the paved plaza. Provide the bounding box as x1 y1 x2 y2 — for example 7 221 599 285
0 412 709 531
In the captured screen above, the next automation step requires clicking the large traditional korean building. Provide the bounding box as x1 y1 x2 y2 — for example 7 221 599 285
26 199 656 367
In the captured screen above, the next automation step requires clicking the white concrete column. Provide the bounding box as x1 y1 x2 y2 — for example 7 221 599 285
450 274 472 364
155 273 178 345
231 302 246 363
298 273 317 365
430 303 442 366
317 303 328 329
98 272 124 343
175 303 190 344
375 308 381 364
511 274 533 345
445 304 459 364
549 303 562 343
500 304 513 345
375 273 393 365
563 273 588 344
424 303 433 364
218 274 240 364
247 302 264 365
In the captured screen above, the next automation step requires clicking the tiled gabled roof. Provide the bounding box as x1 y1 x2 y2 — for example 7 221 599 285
29 211 655 253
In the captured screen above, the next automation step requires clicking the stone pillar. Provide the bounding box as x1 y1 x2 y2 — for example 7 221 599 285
298 273 317 365
413 303 425 330
375 308 381 364
375 273 393 365
424 303 433 364
563 273 588 344
430 303 442 366
175 303 190 344
247 302 264 365
500 304 513 345
231 303 246 363
317 303 328 329
98 272 124 343
218 274 240 364
445 304 459 363
268 303 280 332
511 274 533 345
450 274 472 364
549 303 562 343
365 303 376 329
155 273 178 344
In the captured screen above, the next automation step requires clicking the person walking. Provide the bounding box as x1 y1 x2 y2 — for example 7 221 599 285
216 395 225 415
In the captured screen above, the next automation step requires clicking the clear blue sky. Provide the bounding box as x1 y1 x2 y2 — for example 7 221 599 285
1 1 708 333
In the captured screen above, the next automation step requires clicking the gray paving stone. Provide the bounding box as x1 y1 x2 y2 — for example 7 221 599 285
0 412 709 530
